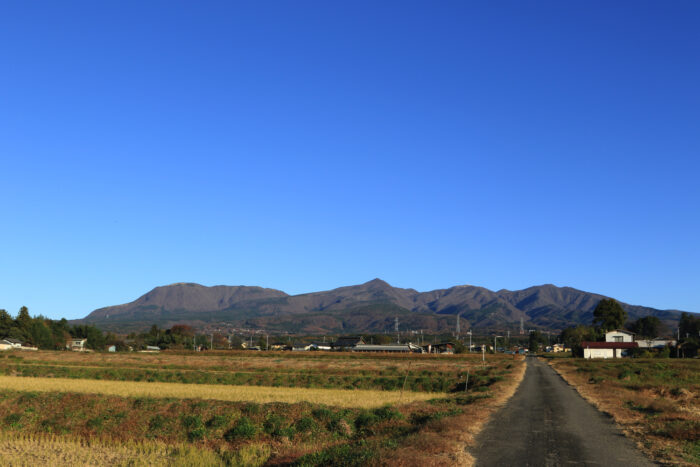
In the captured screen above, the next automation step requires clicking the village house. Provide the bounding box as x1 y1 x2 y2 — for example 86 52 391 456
332 336 365 351
0 338 23 350
66 338 88 352
0 340 15 351
582 330 637 359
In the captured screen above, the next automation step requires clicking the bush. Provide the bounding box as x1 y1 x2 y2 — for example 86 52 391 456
311 407 333 421
242 403 260 415
224 417 257 441
181 415 203 429
4 413 22 428
206 414 229 429
295 416 318 433
372 406 402 421
293 442 377 467
263 414 295 438
354 410 378 433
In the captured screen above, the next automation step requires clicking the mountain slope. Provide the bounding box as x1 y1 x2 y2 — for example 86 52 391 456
80 280 691 334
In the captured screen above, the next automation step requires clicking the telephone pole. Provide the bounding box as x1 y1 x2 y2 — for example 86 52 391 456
395 316 400 343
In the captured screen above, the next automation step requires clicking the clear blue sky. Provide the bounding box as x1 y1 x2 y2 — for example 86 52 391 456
1 1 698 320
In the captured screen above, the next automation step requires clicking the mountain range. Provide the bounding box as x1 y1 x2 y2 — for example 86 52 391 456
78 279 690 335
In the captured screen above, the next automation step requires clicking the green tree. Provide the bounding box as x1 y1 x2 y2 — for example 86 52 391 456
0 309 13 336
592 299 627 332
630 316 661 339
679 312 700 341
528 331 544 352
28 321 53 349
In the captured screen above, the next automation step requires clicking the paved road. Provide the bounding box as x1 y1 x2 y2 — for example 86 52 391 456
473 357 655 467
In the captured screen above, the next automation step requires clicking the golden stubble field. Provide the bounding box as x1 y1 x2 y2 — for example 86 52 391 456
0 350 526 466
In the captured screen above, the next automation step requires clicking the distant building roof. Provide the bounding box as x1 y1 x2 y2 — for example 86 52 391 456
582 342 638 349
333 336 365 348
606 329 635 335
354 344 418 352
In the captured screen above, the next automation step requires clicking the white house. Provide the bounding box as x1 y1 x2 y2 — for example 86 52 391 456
605 330 634 343
66 338 87 351
582 341 638 359
0 340 16 351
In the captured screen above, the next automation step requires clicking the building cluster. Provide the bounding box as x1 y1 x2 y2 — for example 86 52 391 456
242 336 456 354
581 330 676 359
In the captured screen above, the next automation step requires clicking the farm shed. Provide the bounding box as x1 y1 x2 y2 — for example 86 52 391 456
582 341 638 359
353 344 424 353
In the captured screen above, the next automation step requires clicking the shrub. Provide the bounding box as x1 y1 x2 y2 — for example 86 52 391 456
4 413 22 428
372 406 402 421
188 425 207 441
354 410 378 433
263 414 295 438
311 407 333 421
224 417 257 441
148 414 167 432
181 415 203 430
206 414 229 429
242 403 260 415
295 416 318 433
293 442 377 466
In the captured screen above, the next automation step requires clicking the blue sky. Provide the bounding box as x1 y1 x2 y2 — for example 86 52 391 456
1 1 698 320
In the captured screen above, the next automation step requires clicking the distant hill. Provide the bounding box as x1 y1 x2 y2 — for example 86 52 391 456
78 279 691 335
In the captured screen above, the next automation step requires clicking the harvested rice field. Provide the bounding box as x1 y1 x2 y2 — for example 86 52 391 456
0 375 438 407
0 350 526 466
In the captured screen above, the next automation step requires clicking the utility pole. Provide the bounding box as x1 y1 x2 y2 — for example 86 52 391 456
395 316 399 344
210 334 213 351
468 330 472 352
266 334 269 351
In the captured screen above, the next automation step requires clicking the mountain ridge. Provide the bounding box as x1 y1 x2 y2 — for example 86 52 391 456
79 280 692 334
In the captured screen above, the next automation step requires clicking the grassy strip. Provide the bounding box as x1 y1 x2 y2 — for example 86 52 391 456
0 375 439 408
0 361 459 392
549 358 699 466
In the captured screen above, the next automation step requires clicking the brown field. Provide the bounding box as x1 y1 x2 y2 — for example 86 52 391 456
548 358 700 466
0 350 526 466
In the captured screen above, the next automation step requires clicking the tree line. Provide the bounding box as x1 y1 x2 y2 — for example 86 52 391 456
0 306 107 350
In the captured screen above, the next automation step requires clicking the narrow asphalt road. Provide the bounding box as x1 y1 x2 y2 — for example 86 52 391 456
473 357 655 467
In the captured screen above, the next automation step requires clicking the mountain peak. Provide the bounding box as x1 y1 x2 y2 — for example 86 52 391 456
364 278 391 287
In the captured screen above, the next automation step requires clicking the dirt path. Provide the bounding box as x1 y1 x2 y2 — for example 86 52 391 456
472 357 655 466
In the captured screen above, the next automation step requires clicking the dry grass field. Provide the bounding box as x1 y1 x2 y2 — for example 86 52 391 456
548 358 700 466
0 350 526 466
